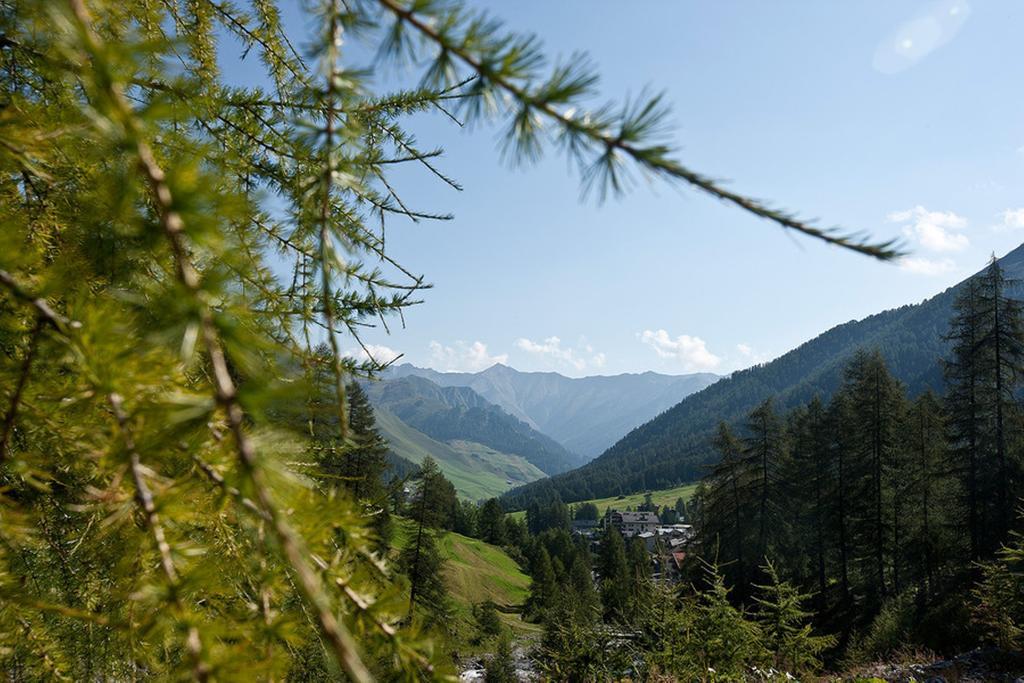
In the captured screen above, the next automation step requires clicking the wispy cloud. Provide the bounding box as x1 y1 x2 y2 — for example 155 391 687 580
888 206 969 253
994 208 1024 232
428 340 508 372
515 336 606 371
735 343 770 366
873 0 970 74
899 256 958 276
639 329 721 371
346 343 402 366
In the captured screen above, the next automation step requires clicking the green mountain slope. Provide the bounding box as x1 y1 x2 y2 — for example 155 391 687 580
503 245 1024 508
388 364 719 458
364 375 584 475
392 521 535 636
373 407 545 500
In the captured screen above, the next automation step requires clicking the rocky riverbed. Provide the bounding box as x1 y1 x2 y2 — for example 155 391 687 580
459 645 537 682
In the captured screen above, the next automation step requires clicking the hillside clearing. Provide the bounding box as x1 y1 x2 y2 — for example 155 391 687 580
509 482 698 520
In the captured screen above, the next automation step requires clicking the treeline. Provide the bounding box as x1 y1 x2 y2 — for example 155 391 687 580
692 258 1024 659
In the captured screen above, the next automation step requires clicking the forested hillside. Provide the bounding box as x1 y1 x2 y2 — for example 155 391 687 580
504 244 1024 507
363 375 583 475
389 363 719 457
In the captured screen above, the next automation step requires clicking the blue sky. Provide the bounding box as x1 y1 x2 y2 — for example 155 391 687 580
234 1 1024 377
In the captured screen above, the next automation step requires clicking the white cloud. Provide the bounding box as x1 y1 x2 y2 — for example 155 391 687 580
873 0 970 74
735 343 771 367
515 336 606 371
994 208 1024 232
898 256 957 276
888 205 969 253
345 343 402 366
639 329 721 371
428 340 507 373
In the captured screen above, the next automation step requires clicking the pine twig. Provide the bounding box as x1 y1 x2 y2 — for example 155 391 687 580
108 393 208 681
0 315 43 461
66 3 374 680
374 0 904 261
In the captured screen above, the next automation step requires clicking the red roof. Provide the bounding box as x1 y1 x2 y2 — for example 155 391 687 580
672 551 687 570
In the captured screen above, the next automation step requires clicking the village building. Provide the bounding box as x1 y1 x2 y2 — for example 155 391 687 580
603 509 660 537
570 519 600 538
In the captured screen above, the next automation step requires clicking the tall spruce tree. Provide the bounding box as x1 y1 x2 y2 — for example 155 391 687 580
945 261 1024 557
945 276 987 558
903 391 954 597
698 421 753 599
975 258 1024 543
478 498 507 546
839 349 905 604
827 390 854 603
598 525 631 623
403 457 453 623
785 397 834 603
742 399 786 568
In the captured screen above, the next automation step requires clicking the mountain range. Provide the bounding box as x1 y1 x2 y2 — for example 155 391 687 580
365 365 718 500
501 245 1024 510
385 363 720 458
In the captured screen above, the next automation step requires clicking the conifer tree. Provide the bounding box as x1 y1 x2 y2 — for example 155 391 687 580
786 397 833 602
402 457 454 624
975 258 1024 542
828 389 855 603
840 349 905 603
568 553 601 624
753 561 836 675
342 381 390 501
698 421 753 598
971 528 1024 650
654 560 768 681
903 391 953 596
477 498 507 545
484 634 517 683
399 526 450 628
525 546 557 622
742 399 786 566
598 524 632 623
945 276 988 558
945 261 1024 557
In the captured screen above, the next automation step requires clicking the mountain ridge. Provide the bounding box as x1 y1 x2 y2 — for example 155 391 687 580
362 374 584 476
386 363 720 458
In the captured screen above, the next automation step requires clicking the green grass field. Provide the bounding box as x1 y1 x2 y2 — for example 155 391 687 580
392 520 538 638
509 481 698 520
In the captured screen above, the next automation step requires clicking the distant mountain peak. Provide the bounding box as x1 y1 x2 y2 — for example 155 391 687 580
388 362 720 458
481 362 514 374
